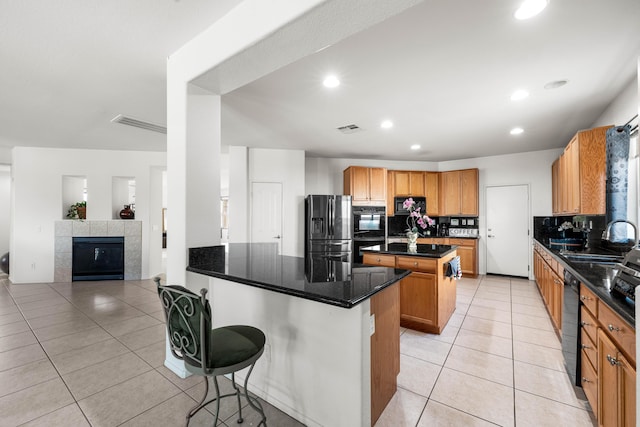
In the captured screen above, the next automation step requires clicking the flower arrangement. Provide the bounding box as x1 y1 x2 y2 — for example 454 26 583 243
403 197 435 235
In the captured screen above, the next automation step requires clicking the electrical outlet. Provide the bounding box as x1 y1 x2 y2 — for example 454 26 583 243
369 314 375 336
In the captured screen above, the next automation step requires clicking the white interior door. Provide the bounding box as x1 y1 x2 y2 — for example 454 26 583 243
251 182 283 251
486 185 529 277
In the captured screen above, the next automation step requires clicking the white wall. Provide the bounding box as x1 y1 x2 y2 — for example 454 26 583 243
10 147 166 283
0 148 11 164
249 148 305 257
0 165 10 257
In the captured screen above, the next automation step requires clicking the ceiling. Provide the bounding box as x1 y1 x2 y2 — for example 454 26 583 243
1 0 639 162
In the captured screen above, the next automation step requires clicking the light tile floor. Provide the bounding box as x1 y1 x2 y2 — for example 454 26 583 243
0 273 596 426
0 274 301 427
375 274 596 427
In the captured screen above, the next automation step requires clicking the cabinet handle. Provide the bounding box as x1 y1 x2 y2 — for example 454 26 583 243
413 262 418 267
580 295 591 301
606 354 620 366
580 321 591 327
581 344 592 350
554 279 561 285
581 377 592 384
607 324 621 332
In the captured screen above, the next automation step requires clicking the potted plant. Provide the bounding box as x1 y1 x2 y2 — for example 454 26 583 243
67 201 87 220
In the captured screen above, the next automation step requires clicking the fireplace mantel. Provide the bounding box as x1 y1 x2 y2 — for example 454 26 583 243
54 220 142 282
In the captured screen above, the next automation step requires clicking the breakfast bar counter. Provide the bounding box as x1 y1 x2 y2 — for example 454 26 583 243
186 243 410 427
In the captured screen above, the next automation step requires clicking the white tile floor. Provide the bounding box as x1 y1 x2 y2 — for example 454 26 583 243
0 273 596 426
374 274 596 427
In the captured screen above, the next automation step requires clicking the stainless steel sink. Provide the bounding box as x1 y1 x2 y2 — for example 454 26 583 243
559 252 624 264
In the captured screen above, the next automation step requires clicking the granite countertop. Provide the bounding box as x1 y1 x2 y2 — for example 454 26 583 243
534 239 635 328
360 243 458 258
186 243 411 309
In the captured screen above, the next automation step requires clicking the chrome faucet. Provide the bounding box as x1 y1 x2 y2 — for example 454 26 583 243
602 219 639 247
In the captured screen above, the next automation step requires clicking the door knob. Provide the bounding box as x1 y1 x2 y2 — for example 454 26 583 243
273 235 281 239
488 235 495 238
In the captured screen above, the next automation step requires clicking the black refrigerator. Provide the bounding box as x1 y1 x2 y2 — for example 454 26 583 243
305 195 352 263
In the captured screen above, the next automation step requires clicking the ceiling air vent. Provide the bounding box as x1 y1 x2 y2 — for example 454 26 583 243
337 124 362 134
111 114 167 134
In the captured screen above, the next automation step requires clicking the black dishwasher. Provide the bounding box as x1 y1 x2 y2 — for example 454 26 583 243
562 269 581 390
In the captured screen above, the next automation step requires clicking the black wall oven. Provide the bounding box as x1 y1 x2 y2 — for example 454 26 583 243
353 206 385 263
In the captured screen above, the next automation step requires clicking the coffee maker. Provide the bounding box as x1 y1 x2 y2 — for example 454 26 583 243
438 223 448 237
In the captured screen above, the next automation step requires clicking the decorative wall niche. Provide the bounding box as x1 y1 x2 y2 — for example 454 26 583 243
112 176 136 219
62 175 87 219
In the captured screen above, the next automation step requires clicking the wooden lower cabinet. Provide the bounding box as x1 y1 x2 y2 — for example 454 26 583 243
416 237 478 278
532 245 562 333
399 272 437 331
370 282 400 426
363 251 457 335
598 329 636 427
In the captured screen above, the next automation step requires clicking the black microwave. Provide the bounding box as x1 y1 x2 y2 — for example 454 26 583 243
394 197 426 215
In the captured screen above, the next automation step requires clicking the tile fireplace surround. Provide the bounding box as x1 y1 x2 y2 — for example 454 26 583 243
54 220 142 282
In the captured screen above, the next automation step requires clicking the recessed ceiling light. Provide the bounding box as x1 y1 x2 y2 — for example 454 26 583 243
514 0 549 20
410 144 421 150
544 79 568 90
510 127 524 135
510 89 529 101
381 120 394 129
323 75 340 88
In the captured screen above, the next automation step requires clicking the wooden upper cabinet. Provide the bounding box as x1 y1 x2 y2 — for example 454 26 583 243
460 169 479 216
551 158 559 215
424 172 439 216
440 169 478 216
393 171 425 196
552 126 609 216
343 166 387 206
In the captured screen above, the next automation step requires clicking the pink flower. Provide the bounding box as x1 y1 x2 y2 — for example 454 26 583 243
403 198 414 209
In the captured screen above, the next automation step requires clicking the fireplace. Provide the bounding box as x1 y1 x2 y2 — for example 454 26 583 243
72 236 125 281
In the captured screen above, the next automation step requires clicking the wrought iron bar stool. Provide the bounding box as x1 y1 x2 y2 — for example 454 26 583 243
155 277 267 426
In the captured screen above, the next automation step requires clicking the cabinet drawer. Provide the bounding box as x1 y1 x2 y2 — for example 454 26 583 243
363 253 396 268
598 302 636 365
580 349 598 418
448 238 476 247
580 305 598 345
580 327 597 372
579 283 597 316
396 256 436 273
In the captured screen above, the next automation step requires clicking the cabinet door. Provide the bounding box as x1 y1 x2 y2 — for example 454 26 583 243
460 169 479 215
559 153 568 214
350 167 370 203
619 353 636 427
440 171 461 215
400 272 437 327
425 172 439 216
551 271 563 330
598 329 619 427
369 168 387 202
551 159 559 215
567 138 580 214
386 171 395 215
394 171 410 195
409 171 425 196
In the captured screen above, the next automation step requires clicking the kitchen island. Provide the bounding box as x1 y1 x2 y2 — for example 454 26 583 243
361 243 458 334
186 243 411 427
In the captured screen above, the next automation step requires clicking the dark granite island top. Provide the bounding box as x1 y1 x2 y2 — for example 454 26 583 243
186 243 411 308
360 242 458 258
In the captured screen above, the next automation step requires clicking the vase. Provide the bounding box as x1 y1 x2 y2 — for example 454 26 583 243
119 205 135 220
407 231 418 252
77 206 86 220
